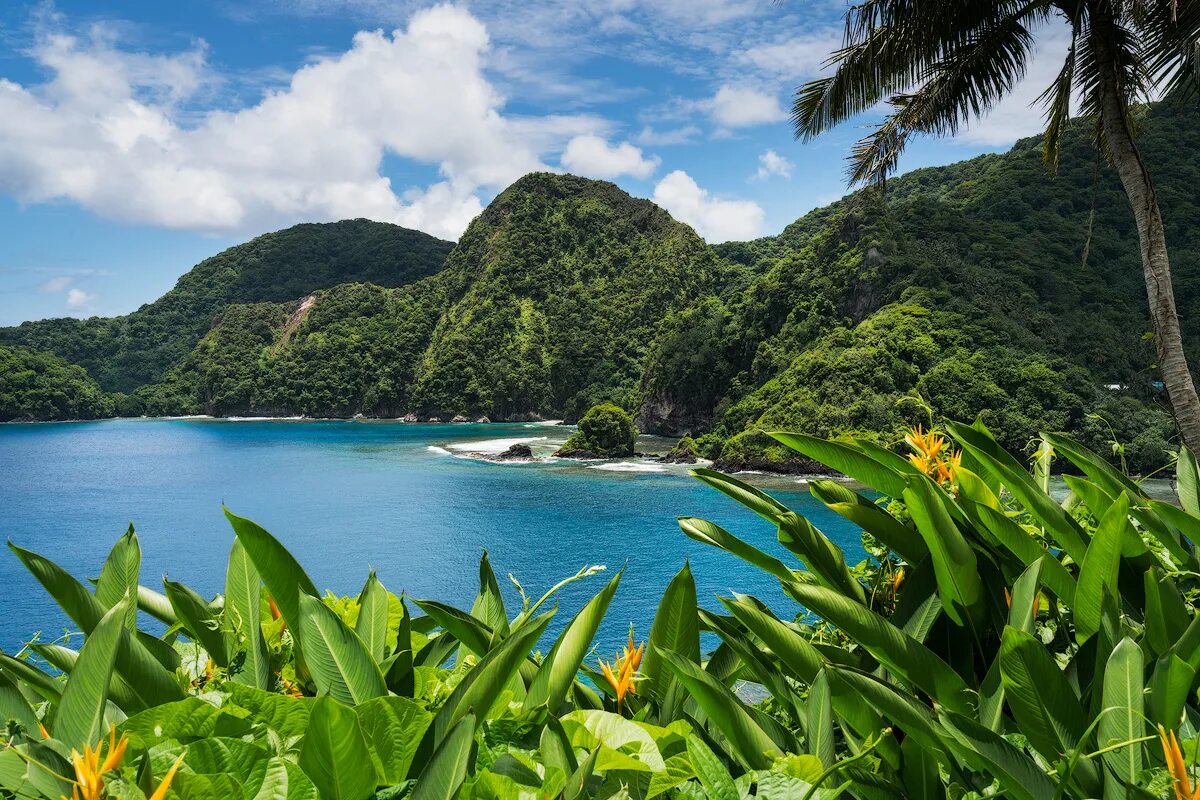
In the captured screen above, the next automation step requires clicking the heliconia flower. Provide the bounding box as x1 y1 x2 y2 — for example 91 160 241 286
65 725 130 800
148 751 186 800
599 631 644 712
891 568 905 593
1159 725 1200 800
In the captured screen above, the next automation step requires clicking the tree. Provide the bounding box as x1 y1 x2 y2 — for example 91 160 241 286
793 0 1200 451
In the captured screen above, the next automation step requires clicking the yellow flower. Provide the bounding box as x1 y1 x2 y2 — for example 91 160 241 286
1160 725 1200 800
905 426 960 486
599 632 644 713
64 725 129 800
148 751 186 800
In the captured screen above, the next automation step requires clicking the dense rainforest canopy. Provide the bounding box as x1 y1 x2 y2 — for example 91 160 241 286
3 101 1197 472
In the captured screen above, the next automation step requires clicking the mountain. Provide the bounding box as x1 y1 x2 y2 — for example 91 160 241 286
6 100 1199 474
136 174 739 419
0 219 454 393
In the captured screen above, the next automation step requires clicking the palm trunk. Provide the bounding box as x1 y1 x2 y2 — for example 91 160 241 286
1089 4 1200 453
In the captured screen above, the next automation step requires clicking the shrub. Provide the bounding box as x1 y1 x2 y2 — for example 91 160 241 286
556 402 637 457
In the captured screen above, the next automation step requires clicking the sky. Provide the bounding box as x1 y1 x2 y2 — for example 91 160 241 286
0 0 1072 325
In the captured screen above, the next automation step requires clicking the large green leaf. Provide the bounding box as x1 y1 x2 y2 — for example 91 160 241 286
658 648 783 769
299 696 378 800
0 672 38 733
224 537 270 690
226 683 315 739
687 735 738 800
1178 446 1200 517
526 570 621 712
224 507 319 644
432 610 553 744
808 480 928 564
903 478 982 626
1099 637 1144 791
135 585 177 626
946 421 1089 562
938 711 1056 800
1148 651 1195 728
355 572 390 664
766 433 908 497
807 670 834 767
118 696 226 751
412 599 495 658
30 643 144 714
676 517 795 583
164 579 229 666
1075 494 1131 643
997 626 1099 794
297 593 387 706
354 695 433 784
95 526 140 631
690 467 793 520
411 714 475 800
1144 567 1190 657
55 596 128 749
973 505 1076 601
469 552 509 638
776 511 866 604
785 581 974 714
720 595 822 683
641 562 699 719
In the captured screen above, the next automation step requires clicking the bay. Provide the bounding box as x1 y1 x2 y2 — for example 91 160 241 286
0 418 867 655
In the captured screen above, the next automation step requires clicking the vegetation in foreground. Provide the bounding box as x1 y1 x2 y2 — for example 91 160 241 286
3 421 1200 798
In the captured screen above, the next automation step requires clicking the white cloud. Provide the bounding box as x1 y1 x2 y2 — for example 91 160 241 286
737 30 841 80
38 275 73 292
634 125 700 146
0 6 609 240
652 170 762 242
707 85 787 129
65 287 95 311
560 134 658 179
753 149 793 180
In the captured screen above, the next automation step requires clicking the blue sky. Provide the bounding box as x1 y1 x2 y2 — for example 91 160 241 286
0 0 1071 324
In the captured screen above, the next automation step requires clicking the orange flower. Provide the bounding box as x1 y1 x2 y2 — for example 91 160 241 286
905 426 960 486
64 725 129 800
891 568 905 593
599 632 644 713
148 751 186 800
1160 725 1200 800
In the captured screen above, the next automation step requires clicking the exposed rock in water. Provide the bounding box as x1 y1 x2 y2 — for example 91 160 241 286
403 413 418 423
475 416 491 423
661 436 700 464
553 447 605 460
451 414 470 423
427 416 443 423
491 443 534 461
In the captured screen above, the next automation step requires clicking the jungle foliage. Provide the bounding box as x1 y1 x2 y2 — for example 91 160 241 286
4 423 1200 798
556 403 638 457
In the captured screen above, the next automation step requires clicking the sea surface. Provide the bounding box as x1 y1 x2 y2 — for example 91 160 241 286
0 418 866 656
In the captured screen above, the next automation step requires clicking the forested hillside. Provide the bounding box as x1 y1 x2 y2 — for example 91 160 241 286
4 101 1198 473
0 220 453 392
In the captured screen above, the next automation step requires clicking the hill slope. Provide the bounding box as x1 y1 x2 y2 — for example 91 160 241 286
0 219 454 393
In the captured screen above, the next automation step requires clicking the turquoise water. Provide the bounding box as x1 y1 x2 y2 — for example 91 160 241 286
0 419 865 655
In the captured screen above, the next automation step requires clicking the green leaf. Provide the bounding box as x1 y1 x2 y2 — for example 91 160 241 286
824 667 944 757
690 467 793 520
903 478 982 626
164 579 229 666
1148 652 1195 728
526 570 621 712
687 735 737 800
720 595 822 684
224 507 319 645
938 711 1055 800
30 643 144 714
0 652 61 703
807 669 835 767
676 516 795 583
1099 637 1144 790
946 421 1089 563
95 525 140 631
136 584 177 626
225 537 270 689
226 683 315 738
1178 446 1200 517
470 552 509 638
809 480 928 564
562 747 598 800
354 695 433 784
298 592 387 706
1075 494 1131 643
766 433 908 497
412 599 495 658
356 571 390 664
641 562 699 720
55 595 128 749
432 610 553 744
785 581 974 715
299 696 378 800
776 511 866 604
658 648 782 769
118 696 226 751
1144 567 1190 657
997 626 1098 793
973 505 1077 601
0 671 38 733
411 713 476 800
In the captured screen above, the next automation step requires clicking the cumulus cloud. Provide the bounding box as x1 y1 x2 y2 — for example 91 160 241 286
0 5 607 240
38 276 73 293
560 134 658 179
707 85 787 129
753 149 793 180
652 170 762 242
65 287 95 311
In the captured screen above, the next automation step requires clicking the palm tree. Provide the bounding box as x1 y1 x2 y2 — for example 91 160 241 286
794 0 1200 452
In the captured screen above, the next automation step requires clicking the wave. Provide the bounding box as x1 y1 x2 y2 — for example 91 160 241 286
426 445 453 456
586 462 666 473
446 436 547 455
